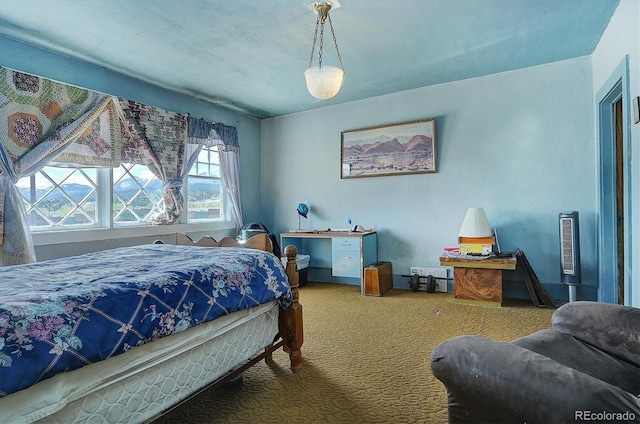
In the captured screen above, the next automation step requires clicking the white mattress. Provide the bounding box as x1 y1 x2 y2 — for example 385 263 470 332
0 301 280 424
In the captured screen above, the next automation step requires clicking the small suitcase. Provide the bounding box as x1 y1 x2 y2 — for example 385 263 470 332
364 261 393 296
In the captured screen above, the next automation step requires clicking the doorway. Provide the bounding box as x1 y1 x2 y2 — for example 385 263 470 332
597 56 630 305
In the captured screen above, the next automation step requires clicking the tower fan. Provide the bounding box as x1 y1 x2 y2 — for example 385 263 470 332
559 211 581 302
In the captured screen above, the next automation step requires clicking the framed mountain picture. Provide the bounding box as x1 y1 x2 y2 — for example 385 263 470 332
340 118 436 179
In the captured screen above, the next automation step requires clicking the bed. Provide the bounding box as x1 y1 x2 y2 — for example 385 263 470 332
0 233 303 423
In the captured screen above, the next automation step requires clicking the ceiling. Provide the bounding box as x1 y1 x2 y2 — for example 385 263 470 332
0 0 619 119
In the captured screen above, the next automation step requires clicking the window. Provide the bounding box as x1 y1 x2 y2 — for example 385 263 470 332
113 163 164 224
19 167 100 230
187 145 224 222
17 145 225 231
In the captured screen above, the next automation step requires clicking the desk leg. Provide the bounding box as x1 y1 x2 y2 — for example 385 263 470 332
453 267 503 305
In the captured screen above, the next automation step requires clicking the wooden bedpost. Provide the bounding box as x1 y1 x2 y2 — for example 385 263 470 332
280 245 303 372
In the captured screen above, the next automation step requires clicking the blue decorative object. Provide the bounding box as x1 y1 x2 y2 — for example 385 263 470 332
297 203 309 218
297 202 309 230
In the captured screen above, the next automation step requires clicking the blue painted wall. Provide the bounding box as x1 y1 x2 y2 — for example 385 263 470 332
261 57 598 302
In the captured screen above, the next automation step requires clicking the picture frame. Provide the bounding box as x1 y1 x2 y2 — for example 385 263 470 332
340 118 436 179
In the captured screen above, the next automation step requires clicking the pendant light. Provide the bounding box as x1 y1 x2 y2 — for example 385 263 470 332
305 1 344 100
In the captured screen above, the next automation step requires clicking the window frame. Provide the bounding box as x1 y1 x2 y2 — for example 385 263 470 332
111 163 165 226
186 144 226 223
19 167 102 231
21 149 233 247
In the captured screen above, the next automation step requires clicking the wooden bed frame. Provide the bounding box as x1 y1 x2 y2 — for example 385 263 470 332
147 232 304 421
173 232 303 370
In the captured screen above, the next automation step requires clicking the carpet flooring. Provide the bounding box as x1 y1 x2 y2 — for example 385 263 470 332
153 282 554 424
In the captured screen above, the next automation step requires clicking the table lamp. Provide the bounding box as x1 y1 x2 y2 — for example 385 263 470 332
458 208 493 237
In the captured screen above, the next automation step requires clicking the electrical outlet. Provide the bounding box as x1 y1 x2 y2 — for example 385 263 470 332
409 267 447 279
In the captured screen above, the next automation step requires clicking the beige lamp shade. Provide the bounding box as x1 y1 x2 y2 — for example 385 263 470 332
458 207 493 238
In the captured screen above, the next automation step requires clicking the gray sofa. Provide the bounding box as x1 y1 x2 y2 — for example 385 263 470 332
430 301 640 423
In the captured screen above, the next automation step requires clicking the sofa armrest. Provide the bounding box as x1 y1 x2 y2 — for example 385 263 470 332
430 335 640 424
552 301 640 367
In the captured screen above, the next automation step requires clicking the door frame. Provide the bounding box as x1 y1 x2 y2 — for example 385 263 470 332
596 56 631 304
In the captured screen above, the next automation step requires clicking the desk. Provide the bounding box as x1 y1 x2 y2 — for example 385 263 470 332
439 253 517 306
281 231 378 295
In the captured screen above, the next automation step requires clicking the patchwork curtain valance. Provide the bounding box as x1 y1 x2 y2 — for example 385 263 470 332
0 66 243 265
53 103 242 168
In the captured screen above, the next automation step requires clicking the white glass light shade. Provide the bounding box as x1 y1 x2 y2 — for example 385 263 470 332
305 65 344 100
458 207 493 238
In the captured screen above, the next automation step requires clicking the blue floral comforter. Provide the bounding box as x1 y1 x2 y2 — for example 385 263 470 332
0 244 292 397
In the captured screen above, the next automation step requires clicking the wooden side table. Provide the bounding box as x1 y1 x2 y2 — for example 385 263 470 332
439 253 517 306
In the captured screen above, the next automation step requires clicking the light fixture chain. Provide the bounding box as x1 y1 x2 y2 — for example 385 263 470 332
308 15 321 68
328 14 344 71
318 16 325 68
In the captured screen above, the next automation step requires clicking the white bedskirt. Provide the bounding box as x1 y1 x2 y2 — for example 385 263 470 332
0 301 280 424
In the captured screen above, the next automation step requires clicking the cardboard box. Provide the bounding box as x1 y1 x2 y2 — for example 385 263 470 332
459 243 493 255
364 261 393 296
458 236 494 255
